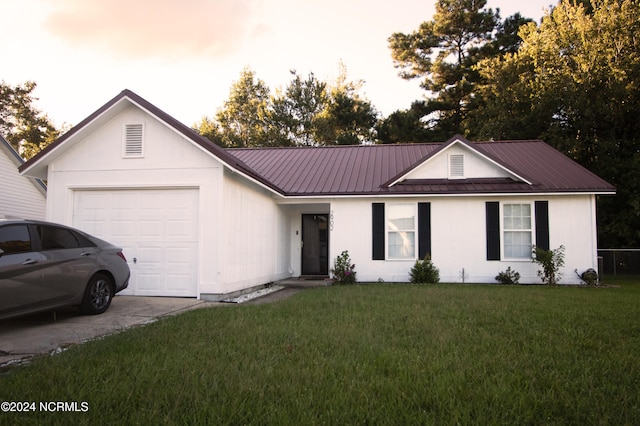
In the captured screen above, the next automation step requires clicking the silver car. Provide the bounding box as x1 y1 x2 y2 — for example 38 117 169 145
0 219 129 320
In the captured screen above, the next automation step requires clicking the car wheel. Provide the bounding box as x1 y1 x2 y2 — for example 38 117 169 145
81 273 114 315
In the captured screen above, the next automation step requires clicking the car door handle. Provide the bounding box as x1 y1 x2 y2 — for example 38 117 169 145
81 252 93 257
22 259 38 265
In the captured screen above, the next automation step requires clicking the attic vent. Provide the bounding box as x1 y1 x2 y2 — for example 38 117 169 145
449 154 464 178
124 124 144 157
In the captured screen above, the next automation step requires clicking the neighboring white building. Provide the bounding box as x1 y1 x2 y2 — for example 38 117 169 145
0 135 46 220
20 90 615 299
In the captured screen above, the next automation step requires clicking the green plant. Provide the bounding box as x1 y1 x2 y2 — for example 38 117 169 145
331 250 357 284
410 254 440 283
532 245 565 285
495 266 520 284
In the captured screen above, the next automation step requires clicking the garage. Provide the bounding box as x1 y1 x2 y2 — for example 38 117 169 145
73 188 199 297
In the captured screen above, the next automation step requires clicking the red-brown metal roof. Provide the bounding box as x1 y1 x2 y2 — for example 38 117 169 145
18 90 614 198
228 140 615 196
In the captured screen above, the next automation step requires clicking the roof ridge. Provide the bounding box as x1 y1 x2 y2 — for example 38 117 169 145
474 139 544 144
226 142 444 152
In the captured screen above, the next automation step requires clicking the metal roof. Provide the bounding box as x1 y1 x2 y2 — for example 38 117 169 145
228 140 615 196
18 90 615 198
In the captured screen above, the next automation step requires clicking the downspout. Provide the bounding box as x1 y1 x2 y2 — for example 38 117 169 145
590 194 598 270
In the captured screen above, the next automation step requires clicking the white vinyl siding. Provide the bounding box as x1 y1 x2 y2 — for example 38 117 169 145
123 123 144 157
387 204 416 259
0 143 46 220
503 203 532 259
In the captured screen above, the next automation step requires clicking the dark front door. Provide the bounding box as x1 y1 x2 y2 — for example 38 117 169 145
301 214 328 276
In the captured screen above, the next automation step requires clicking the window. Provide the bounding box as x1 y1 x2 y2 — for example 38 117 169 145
373 202 431 261
37 226 80 250
387 204 416 259
503 204 532 259
0 225 32 254
123 123 144 157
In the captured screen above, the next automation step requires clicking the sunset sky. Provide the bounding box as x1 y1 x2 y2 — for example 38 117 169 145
2 0 553 129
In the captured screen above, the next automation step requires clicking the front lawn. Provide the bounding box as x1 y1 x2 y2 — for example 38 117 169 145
2 279 639 425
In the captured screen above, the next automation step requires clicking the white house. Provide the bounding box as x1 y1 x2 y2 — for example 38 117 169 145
19 90 615 299
0 135 46 220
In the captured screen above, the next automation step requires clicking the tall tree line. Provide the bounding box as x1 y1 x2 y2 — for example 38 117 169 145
196 63 377 148
383 0 640 247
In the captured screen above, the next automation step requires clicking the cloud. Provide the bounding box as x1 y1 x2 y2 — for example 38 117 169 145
43 0 262 59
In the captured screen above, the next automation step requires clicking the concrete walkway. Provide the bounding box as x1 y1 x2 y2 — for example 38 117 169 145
244 279 329 304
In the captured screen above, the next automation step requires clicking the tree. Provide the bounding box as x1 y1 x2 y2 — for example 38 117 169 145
0 80 59 159
193 116 224 147
376 101 432 144
472 0 640 247
388 0 499 139
312 63 378 145
483 12 534 56
197 65 377 147
270 70 327 146
208 67 272 148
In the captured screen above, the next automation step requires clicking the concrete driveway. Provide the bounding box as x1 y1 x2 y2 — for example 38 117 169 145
0 295 211 368
0 279 321 368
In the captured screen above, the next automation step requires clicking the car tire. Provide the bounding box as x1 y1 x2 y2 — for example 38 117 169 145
81 273 114 315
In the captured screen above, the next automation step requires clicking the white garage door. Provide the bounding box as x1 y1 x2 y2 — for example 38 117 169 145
73 189 199 297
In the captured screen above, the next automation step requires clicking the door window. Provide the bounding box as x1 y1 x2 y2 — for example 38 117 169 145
0 225 32 254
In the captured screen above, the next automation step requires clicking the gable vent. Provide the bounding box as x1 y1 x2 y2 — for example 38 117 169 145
124 124 144 157
449 154 464 178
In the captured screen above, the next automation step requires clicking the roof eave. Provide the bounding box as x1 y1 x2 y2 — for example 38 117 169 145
277 188 616 198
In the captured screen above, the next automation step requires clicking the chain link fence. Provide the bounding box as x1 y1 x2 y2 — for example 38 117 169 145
597 249 640 276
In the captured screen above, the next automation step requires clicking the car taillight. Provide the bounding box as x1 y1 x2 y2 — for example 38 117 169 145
117 251 127 263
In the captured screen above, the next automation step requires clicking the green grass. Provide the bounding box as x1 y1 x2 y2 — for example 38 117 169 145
2 279 640 425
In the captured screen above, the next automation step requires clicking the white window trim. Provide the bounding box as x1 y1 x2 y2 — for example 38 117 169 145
123 123 144 158
501 202 535 261
386 203 417 260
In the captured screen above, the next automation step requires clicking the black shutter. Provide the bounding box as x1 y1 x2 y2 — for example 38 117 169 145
535 201 550 251
418 202 431 259
372 203 385 260
486 201 501 260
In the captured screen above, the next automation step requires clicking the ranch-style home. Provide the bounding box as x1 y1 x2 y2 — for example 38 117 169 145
19 90 615 299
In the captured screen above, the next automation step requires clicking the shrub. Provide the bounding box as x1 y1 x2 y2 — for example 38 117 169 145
410 255 440 284
495 267 520 284
532 245 565 285
331 250 357 284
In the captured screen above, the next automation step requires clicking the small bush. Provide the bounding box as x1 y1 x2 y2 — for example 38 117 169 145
495 267 520 284
532 245 565 285
331 250 357 284
410 255 440 284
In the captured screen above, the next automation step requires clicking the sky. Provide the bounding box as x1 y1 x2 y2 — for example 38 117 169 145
1 0 554 129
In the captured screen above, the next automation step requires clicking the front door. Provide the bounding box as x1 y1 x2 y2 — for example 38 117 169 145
301 214 328 276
